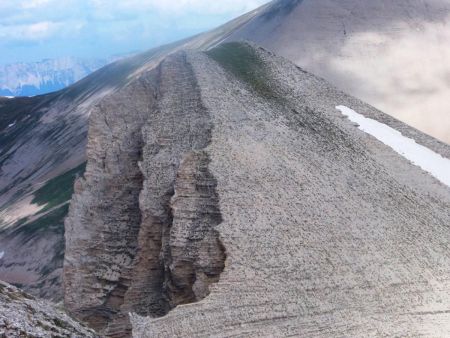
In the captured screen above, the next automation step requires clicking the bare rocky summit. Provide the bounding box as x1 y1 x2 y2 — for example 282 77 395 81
64 43 450 337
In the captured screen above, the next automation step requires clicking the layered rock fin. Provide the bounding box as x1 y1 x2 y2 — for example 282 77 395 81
64 51 226 337
166 151 225 306
63 73 157 333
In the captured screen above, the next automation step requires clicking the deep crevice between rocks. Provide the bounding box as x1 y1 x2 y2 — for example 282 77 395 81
66 52 228 338
162 151 226 310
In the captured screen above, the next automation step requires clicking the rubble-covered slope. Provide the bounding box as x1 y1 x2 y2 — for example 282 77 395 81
64 43 450 337
0 280 97 337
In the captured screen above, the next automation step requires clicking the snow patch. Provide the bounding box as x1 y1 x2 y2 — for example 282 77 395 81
8 121 16 128
337 105 450 188
0 251 4 259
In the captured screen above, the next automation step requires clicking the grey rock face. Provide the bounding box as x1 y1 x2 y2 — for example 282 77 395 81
0 280 97 337
167 151 225 303
64 75 156 335
64 52 226 337
65 43 450 337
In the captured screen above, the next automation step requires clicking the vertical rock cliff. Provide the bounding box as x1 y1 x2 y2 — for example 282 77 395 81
64 52 226 336
65 43 450 337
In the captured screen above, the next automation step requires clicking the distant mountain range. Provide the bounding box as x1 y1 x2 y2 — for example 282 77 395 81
0 56 127 97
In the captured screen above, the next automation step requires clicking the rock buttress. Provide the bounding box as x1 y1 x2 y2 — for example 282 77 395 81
166 151 225 305
63 51 225 337
63 74 156 333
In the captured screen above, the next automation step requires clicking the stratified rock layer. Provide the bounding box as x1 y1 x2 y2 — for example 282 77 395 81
65 43 450 337
64 52 225 337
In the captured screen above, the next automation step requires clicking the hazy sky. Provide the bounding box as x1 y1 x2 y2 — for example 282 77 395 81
0 0 268 64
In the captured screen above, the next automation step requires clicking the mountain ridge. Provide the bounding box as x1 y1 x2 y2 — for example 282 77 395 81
1 0 450 323
65 42 450 337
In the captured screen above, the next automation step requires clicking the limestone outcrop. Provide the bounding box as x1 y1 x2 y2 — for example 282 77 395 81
64 52 226 336
64 43 450 337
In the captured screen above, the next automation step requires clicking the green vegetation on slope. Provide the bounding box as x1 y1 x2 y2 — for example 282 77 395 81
32 162 86 211
206 42 279 101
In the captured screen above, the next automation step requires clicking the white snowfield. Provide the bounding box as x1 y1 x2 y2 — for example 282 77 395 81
337 105 450 189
